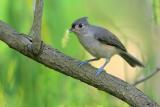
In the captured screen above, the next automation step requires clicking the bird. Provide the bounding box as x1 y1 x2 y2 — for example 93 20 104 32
69 17 144 76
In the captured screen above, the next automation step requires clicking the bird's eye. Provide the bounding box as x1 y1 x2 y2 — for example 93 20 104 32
78 23 83 28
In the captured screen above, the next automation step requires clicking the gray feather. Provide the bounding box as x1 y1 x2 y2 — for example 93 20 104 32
89 25 144 67
119 52 144 67
90 25 127 52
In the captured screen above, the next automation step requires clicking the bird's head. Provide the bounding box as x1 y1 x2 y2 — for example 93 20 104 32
69 17 89 35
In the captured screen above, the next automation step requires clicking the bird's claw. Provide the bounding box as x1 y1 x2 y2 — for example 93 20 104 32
78 61 88 67
95 68 105 76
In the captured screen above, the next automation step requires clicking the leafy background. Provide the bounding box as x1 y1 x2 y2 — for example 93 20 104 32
0 0 160 107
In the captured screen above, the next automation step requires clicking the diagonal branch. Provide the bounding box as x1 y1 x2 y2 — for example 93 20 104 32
0 21 159 107
133 68 160 86
29 0 43 55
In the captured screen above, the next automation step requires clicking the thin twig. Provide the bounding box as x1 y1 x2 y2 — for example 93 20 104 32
133 68 160 86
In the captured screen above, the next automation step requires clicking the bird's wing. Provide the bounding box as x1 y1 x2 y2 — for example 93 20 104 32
93 26 127 52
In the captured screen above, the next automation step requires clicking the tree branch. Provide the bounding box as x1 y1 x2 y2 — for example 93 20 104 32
133 68 160 86
29 0 43 55
0 21 159 107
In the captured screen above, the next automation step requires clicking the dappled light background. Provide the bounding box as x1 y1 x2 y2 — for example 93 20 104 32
0 0 160 107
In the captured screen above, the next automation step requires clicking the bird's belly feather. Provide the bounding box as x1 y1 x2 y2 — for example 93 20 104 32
78 35 117 58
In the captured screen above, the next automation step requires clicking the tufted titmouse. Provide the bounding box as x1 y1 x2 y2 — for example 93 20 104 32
69 17 144 76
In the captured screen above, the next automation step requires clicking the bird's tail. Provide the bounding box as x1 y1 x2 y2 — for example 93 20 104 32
119 52 144 67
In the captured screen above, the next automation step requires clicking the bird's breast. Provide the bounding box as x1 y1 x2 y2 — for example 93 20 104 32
77 34 117 58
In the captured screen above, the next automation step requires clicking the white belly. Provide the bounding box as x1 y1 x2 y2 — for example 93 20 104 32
77 35 117 58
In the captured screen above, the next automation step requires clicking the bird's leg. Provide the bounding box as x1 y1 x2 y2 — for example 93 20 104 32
78 58 100 66
95 58 109 76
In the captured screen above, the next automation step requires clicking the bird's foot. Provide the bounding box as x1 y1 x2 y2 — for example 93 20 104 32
78 61 88 67
95 67 105 76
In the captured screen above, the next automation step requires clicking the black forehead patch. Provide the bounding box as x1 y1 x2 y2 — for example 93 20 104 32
72 17 89 26
71 23 76 29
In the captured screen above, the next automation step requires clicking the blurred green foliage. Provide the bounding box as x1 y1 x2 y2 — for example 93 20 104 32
0 0 160 107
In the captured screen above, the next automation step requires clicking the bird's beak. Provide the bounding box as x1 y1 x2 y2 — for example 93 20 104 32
69 28 74 33
69 28 72 32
